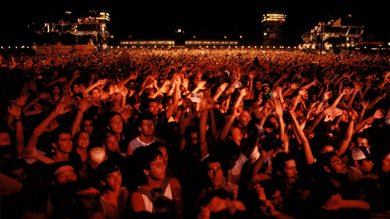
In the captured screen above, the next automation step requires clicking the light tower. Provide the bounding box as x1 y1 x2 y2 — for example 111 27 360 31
261 12 286 45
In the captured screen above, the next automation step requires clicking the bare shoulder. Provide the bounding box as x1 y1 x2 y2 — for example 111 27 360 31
168 177 182 189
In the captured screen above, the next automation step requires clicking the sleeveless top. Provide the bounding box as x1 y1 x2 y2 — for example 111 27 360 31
136 177 174 213
99 187 129 219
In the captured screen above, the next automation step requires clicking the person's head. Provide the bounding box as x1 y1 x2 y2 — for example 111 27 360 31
121 104 134 120
98 160 122 192
150 142 169 167
81 118 94 136
262 83 271 93
135 147 166 183
254 80 262 91
354 133 371 150
185 125 199 147
74 131 90 150
72 83 81 94
91 88 101 99
239 110 251 127
380 150 390 173
52 128 73 154
52 162 78 185
103 133 120 153
73 180 101 212
52 84 62 96
272 152 299 184
351 147 374 174
137 113 155 137
228 125 243 146
263 120 275 135
203 156 224 188
72 93 83 107
107 112 123 134
0 129 12 147
267 115 279 130
318 152 348 179
0 125 13 160
147 98 160 116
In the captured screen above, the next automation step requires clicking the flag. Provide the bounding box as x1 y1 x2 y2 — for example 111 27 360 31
332 18 342 27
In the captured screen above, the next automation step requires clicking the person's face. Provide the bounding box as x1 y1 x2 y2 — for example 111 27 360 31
91 88 100 99
105 170 122 191
148 101 159 116
121 105 133 118
72 84 80 93
55 166 78 185
255 81 262 91
329 155 347 175
382 153 390 173
147 155 166 180
269 190 283 210
230 127 243 145
139 120 155 136
189 132 198 146
269 117 279 129
239 110 251 127
109 115 123 134
207 161 224 188
358 159 374 174
82 120 94 135
356 137 369 149
76 191 101 210
55 133 73 154
77 132 90 149
52 86 60 95
284 159 298 184
0 132 11 146
105 134 119 152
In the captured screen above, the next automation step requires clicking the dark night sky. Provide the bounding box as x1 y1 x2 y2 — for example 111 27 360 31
0 0 388 44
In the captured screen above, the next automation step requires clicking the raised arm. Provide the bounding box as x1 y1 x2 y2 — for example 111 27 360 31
288 110 315 165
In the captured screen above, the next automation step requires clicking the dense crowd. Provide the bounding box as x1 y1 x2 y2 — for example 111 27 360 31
0 47 389 219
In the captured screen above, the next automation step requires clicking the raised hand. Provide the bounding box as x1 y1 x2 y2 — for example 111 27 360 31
55 98 72 115
197 81 207 90
97 79 107 86
15 92 30 107
322 90 332 101
8 103 22 118
240 88 249 97
373 108 385 119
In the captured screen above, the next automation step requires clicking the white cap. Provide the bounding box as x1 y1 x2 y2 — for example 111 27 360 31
89 147 106 164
